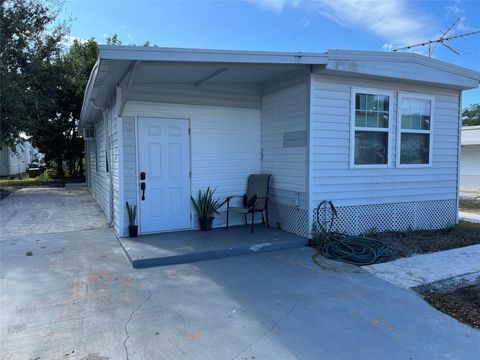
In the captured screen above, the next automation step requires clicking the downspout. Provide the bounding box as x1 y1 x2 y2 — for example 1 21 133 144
90 99 115 227
455 91 463 224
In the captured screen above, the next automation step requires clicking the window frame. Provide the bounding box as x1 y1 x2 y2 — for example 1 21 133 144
396 92 435 168
350 87 394 169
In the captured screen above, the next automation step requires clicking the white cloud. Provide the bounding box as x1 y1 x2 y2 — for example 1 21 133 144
250 0 437 49
249 0 299 13
63 35 88 47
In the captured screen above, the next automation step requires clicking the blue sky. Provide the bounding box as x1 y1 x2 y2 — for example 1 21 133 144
64 0 480 107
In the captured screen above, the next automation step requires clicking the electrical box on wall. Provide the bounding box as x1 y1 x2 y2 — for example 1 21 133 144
82 126 95 140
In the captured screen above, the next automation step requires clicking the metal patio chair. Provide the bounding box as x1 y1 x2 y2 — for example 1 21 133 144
225 174 271 233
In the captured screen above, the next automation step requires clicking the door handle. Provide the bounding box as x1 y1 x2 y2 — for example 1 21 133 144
140 182 146 201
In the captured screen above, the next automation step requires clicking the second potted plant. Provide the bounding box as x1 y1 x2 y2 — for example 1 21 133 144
191 187 226 231
126 201 138 237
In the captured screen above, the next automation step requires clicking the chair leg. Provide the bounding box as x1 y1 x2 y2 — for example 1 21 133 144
244 213 247 225
251 211 254 233
266 208 270 229
262 212 265 224
226 209 229 230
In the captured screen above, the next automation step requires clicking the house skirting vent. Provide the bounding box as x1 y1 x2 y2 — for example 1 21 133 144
312 199 457 236
269 201 309 238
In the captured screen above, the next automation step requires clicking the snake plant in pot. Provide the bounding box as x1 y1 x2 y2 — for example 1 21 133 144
191 187 226 231
126 201 138 237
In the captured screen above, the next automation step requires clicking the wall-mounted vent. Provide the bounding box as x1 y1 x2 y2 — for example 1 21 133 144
83 126 95 140
283 130 307 148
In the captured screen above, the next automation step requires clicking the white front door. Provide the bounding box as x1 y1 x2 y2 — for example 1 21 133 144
138 117 191 233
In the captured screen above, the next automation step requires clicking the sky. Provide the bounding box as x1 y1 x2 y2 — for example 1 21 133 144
63 0 480 108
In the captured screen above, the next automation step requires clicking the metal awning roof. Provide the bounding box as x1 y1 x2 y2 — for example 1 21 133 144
80 46 480 126
462 126 480 146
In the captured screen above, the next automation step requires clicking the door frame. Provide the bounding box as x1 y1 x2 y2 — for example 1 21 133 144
135 115 193 235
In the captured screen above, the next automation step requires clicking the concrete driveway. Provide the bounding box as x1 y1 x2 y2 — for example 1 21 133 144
1 188 479 359
0 184 107 239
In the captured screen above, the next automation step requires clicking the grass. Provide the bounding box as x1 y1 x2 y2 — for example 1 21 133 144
0 170 65 188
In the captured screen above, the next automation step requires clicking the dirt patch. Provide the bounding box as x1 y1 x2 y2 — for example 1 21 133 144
419 278 480 329
370 221 480 260
459 198 480 215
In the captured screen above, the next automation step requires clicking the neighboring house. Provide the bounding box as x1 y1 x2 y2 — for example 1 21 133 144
0 141 39 177
460 126 480 192
79 46 480 237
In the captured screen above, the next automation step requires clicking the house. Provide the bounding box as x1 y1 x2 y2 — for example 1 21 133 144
0 141 39 177
460 126 480 192
79 46 480 237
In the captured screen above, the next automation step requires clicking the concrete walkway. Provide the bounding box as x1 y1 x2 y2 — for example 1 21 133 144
365 244 480 289
0 184 107 239
1 188 479 359
459 211 480 223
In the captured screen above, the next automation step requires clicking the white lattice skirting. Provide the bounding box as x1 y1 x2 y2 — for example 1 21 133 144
269 202 309 238
312 199 458 236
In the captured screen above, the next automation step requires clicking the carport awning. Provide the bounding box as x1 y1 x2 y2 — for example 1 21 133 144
80 46 329 126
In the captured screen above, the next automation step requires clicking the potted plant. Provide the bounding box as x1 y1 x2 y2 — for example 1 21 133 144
191 187 226 231
126 201 138 237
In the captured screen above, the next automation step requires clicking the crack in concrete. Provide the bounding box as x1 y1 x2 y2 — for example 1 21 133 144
231 301 299 360
123 289 152 360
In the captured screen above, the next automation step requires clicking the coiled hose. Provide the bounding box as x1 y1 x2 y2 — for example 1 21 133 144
312 201 394 266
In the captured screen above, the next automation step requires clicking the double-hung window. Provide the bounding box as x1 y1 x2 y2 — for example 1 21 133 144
397 93 434 167
351 88 392 167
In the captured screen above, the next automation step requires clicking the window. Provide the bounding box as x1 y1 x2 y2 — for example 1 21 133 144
351 88 392 167
397 93 433 166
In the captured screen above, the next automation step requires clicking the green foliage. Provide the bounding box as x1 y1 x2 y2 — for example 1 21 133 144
34 170 53 182
190 187 226 220
126 201 137 226
0 0 69 147
311 225 327 250
106 34 122 45
462 103 480 126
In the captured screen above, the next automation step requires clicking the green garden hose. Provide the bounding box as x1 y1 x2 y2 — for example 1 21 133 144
313 201 394 266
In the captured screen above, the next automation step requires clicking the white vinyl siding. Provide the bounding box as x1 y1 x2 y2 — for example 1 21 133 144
110 112 120 233
261 83 308 209
121 101 261 234
85 104 119 230
310 73 461 208
88 115 110 215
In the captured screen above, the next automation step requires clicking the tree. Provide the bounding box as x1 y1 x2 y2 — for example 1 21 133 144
462 103 480 127
0 0 68 147
28 38 98 177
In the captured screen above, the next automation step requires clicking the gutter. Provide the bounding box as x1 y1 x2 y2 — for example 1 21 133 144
79 59 100 128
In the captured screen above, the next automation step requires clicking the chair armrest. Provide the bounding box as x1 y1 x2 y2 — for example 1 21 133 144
226 195 246 208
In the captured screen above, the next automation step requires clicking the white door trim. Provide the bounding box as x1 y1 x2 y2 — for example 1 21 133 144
137 116 192 234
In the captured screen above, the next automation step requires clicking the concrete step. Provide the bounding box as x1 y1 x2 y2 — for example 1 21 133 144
117 226 309 268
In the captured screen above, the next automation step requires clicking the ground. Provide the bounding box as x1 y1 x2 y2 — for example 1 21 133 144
369 220 480 260
420 278 480 329
1 187 479 359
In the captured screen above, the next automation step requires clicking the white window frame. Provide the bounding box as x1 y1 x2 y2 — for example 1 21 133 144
396 92 435 168
350 87 394 169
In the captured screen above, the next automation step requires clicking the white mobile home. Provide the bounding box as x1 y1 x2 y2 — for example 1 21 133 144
79 46 480 237
0 141 38 177
460 126 480 192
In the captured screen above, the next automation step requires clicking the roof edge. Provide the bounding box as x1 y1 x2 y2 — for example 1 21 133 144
97 45 329 65
326 49 480 81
